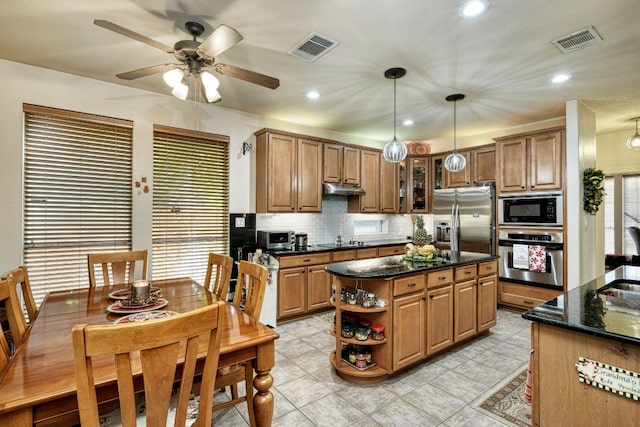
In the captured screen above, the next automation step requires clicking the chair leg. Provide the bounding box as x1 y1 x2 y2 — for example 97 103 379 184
230 383 239 399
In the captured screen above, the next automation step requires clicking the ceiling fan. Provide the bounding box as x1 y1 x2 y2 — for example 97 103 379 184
94 19 280 103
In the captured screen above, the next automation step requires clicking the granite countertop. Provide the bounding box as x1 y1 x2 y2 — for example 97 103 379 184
325 251 498 279
268 239 411 256
522 265 640 346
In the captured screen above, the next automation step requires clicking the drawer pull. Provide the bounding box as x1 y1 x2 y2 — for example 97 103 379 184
465 271 471 275
303 258 311 262
439 276 447 280
523 300 534 305
408 282 416 287
429 294 434 299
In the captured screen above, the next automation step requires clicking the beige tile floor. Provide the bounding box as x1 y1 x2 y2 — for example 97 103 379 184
212 308 531 426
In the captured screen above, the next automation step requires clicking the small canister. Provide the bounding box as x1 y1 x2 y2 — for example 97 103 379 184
355 353 367 369
355 326 369 341
371 324 385 341
348 346 357 364
363 347 372 364
341 323 354 339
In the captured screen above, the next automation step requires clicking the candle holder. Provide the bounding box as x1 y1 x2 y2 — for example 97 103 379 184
130 280 150 305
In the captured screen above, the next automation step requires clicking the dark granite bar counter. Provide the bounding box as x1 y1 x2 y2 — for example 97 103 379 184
522 265 640 346
325 251 498 279
267 239 410 256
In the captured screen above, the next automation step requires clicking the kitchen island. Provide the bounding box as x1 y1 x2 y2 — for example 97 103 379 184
325 251 498 383
522 266 640 426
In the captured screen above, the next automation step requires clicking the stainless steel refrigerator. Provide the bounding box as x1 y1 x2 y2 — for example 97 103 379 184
432 185 496 255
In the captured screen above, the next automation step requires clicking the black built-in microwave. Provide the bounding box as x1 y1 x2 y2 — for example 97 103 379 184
498 192 563 228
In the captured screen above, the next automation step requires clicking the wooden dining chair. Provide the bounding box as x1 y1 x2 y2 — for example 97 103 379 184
213 261 268 423
203 253 233 302
87 249 148 287
1 266 38 323
72 301 225 427
0 275 28 354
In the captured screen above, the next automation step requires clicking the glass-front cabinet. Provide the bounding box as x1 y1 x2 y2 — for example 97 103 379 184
398 160 407 213
409 157 429 213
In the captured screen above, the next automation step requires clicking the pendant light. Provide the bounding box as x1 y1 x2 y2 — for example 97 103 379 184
444 93 467 172
382 67 408 163
627 117 640 151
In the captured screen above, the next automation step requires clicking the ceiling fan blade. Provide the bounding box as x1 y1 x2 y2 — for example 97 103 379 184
214 64 280 89
196 24 243 60
94 19 174 54
116 64 178 80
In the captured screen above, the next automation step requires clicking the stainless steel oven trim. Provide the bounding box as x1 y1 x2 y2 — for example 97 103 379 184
498 191 563 228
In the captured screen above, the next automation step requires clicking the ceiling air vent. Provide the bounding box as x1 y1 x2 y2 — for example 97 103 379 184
288 32 339 62
551 26 602 53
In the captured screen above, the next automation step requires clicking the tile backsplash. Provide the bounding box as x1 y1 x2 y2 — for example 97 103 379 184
256 198 429 245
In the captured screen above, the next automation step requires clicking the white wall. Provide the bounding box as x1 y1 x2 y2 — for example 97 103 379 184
596 129 640 175
0 59 379 275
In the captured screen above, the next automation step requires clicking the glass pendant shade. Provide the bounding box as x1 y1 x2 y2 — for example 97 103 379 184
627 118 640 151
444 93 466 172
383 138 408 163
444 151 467 172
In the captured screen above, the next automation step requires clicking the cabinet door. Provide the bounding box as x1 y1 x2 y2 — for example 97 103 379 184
297 138 323 212
379 157 397 212
497 137 527 193
392 292 425 370
445 151 471 188
342 146 361 185
477 274 497 332
277 267 306 318
432 156 444 190
323 143 342 183
472 145 496 184
307 265 331 310
267 133 297 211
529 130 563 191
426 285 454 355
409 157 429 213
398 160 407 212
454 279 477 342
358 150 380 212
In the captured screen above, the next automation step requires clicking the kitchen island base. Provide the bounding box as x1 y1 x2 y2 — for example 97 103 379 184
326 253 498 383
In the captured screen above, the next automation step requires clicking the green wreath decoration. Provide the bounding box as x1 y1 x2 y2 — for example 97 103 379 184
583 168 605 215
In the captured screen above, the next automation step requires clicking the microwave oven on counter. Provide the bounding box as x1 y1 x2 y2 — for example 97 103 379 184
257 230 295 250
498 192 563 228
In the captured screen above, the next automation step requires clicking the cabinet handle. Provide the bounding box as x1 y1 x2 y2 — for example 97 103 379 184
521 186 525 189
429 294 434 299
523 300 534 305
439 276 447 280
303 258 311 262
465 271 471 275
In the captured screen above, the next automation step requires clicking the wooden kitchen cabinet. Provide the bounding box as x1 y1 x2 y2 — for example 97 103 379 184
377 245 405 257
471 144 496 184
348 149 380 213
277 252 332 320
454 279 477 342
426 284 454 355
393 291 426 371
498 280 562 311
444 151 472 188
323 143 360 185
495 127 564 193
408 157 429 213
477 260 498 332
379 155 397 212
256 129 323 213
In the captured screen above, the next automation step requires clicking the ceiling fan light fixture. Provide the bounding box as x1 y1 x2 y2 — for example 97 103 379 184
199 71 221 103
627 117 640 151
383 67 408 163
444 93 467 172
163 68 184 88
171 81 189 100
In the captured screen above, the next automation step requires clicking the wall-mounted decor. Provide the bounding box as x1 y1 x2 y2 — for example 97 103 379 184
583 168 605 215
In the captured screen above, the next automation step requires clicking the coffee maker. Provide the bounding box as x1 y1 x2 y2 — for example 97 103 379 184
294 233 308 251
435 221 451 243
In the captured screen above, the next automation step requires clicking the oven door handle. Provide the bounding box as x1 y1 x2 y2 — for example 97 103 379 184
498 240 563 251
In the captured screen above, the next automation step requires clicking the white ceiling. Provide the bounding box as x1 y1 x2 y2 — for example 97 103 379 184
2 0 639 143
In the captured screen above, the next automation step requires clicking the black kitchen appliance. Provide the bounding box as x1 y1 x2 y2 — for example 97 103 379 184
229 213 257 297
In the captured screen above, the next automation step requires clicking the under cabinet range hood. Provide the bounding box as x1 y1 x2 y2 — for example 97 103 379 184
323 182 366 196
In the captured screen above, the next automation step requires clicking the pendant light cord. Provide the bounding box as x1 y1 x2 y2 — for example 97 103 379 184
453 99 457 152
393 77 397 140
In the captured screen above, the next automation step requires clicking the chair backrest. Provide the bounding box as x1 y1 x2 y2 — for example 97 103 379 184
203 253 233 302
1 266 38 323
72 301 225 427
233 261 268 319
629 226 640 255
87 250 148 287
0 276 28 352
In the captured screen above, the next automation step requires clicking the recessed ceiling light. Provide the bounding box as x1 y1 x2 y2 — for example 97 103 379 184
403 119 414 126
459 0 490 18
305 91 321 99
551 74 572 83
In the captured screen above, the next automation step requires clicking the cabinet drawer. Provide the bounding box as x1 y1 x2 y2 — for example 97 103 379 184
454 265 477 281
332 249 357 262
498 281 562 309
378 245 405 257
356 248 378 259
393 274 426 296
478 260 498 276
277 252 332 269
427 269 453 288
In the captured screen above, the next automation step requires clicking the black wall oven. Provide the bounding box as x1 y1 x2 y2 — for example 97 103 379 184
498 192 563 228
498 230 564 289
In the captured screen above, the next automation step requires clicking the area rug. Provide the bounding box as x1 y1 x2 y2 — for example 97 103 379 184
474 364 531 427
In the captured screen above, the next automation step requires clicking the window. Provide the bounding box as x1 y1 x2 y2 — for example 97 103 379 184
604 176 615 254
23 104 133 304
152 125 229 283
622 175 640 255
603 174 640 256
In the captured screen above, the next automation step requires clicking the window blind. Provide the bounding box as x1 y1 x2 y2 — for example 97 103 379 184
603 176 615 254
152 125 229 284
623 174 640 255
23 104 133 305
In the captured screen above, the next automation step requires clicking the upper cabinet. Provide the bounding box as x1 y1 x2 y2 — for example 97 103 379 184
348 149 380 213
379 156 398 213
471 145 496 185
256 129 323 213
444 151 472 188
323 144 360 185
408 157 429 213
495 127 564 193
